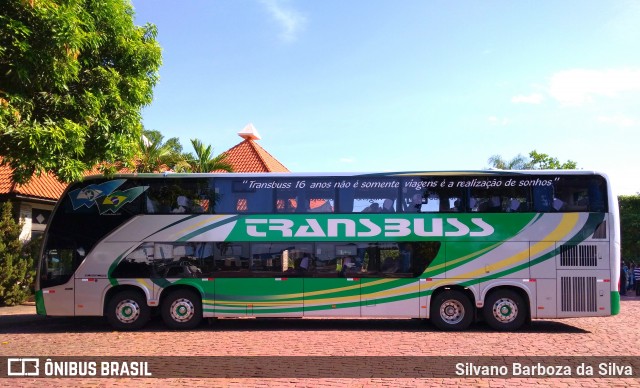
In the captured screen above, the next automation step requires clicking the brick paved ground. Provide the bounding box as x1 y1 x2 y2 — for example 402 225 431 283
0 296 639 387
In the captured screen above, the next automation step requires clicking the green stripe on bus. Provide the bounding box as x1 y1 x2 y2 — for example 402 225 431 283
107 252 128 286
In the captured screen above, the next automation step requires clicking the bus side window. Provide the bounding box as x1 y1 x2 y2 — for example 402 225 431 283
145 182 172 214
214 179 274 213
403 192 425 212
533 186 552 212
112 243 154 278
346 178 399 214
213 179 234 213
588 180 606 212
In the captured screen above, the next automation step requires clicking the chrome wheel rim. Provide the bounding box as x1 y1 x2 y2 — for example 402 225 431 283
115 299 140 323
170 298 195 323
439 299 465 325
492 298 518 323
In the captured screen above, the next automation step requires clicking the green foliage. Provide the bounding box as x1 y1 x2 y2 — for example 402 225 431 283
136 130 185 173
0 0 162 184
135 132 233 173
487 154 528 170
619 195 640 262
187 138 233 173
526 150 577 170
487 150 577 170
0 202 35 306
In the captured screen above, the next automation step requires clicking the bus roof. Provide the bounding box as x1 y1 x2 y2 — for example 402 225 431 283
80 170 609 180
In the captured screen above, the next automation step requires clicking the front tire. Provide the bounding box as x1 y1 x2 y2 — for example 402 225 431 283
430 290 473 331
483 289 527 331
161 289 203 330
106 290 151 331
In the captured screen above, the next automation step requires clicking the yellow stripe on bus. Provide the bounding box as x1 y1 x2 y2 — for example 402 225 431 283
170 215 227 239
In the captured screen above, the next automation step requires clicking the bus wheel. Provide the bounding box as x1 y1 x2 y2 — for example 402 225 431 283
483 290 526 331
106 290 151 331
161 289 202 330
430 290 473 331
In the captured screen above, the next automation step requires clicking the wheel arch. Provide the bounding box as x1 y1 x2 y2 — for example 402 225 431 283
103 284 151 316
158 283 204 308
428 284 478 319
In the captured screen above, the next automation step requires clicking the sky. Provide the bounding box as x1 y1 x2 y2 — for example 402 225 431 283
131 0 640 195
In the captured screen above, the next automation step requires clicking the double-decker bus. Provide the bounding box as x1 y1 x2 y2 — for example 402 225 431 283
36 171 620 331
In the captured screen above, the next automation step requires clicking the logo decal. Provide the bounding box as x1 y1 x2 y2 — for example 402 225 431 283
69 180 126 210
68 179 148 214
97 187 148 214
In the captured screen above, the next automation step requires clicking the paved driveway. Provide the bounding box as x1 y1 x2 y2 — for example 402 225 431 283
0 297 639 387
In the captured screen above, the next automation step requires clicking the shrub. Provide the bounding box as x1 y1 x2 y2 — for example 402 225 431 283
0 201 36 306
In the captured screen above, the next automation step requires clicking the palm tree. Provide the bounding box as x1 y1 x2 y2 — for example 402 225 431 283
136 131 184 173
188 138 233 173
487 151 577 170
487 154 528 170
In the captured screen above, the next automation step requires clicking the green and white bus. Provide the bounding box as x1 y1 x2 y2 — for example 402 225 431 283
36 171 620 331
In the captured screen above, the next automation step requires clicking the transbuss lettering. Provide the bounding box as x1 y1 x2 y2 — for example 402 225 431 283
469 218 494 237
359 219 382 237
245 217 494 238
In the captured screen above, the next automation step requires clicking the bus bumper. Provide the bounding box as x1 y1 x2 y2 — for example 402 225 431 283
611 291 620 316
35 290 46 316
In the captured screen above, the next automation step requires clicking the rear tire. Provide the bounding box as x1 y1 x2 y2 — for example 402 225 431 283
483 289 527 331
430 290 473 331
161 289 203 330
106 290 151 331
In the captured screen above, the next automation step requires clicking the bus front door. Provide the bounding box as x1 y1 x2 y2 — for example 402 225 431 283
38 247 77 316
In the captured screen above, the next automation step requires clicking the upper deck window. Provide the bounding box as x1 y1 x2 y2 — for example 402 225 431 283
63 174 609 217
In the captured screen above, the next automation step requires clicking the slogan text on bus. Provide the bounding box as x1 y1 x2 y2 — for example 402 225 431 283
241 176 559 191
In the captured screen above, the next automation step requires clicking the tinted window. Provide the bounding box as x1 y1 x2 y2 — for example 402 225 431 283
146 178 213 214
40 234 83 288
276 179 336 213
467 185 531 212
214 179 274 213
402 177 444 213
63 178 146 216
548 176 607 212
41 178 146 288
124 241 441 279
338 178 400 213
112 243 155 278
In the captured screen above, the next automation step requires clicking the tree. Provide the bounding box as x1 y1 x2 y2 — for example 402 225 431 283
136 130 189 173
525 150 577 170
0 201 35 306
0 0 162 184
619 195 640 262
487 150 577 170
187 138 233 173
487 154 528 170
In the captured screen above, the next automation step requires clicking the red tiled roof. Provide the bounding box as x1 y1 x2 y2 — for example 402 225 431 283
0 158 67 201
0 136 289 201
0 159 134 201
222 139 289 173
82 164 135 176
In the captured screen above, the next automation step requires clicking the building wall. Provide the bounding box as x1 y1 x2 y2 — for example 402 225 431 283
17 201 54 242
